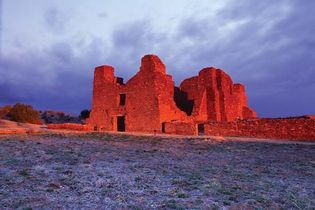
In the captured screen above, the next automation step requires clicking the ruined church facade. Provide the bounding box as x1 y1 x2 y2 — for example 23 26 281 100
87 55 256 134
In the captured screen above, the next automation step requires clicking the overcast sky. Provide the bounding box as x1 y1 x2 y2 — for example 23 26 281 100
0 0 314 117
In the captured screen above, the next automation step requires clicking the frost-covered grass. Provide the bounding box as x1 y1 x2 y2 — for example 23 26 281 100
0 133 314 209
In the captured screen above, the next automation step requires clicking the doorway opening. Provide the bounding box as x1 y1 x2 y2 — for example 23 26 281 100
198 124 204 136
117 116 125 132
162 122 166 133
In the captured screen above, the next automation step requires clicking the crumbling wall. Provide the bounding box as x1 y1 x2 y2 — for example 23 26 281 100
88 55 189 133
47 123 92 131
180 67 256 122
164 121 197 136
122 60 163 132
124 55 189 132
86 54 315 141
88 54 258 134
173 87 194 116
204 118 315 141
87 65 122 130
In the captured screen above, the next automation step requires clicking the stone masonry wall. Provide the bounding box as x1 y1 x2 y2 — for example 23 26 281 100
164 122 197 136
84 54 315 141
87 54 257 134
47 123 92 131
88 55 188 133
204 118 315 141
180 67 256 122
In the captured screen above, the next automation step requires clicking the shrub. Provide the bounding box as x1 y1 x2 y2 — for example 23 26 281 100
8 103 42 124
0 105 12 119
80 109 90 119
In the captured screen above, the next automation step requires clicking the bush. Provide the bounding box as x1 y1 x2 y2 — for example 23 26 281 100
0 105 12 119
8 103 42 124
80 109 90 119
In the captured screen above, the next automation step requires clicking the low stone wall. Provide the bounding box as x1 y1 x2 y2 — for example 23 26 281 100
47 119 315 141
47 123 92 131
164 122 197 135
204 118 315 141
0 128 41 134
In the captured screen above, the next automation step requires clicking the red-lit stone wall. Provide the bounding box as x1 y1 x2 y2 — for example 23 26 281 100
87 65 122 131
204 118 315 141
87 55 188 133
47 123 92 131
164 122 197 136
87 54 256 134
180 67 256 122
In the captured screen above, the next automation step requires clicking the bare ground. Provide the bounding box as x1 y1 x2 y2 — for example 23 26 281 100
0 132 314 210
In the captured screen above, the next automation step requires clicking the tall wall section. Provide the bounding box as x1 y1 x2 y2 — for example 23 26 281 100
88 54 258 134
88 65 122 130
87 55 189 133
180 67 256 122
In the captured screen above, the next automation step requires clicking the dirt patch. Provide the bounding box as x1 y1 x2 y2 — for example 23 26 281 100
0 133 314 209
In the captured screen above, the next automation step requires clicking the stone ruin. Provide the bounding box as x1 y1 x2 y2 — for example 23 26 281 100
45 54 314 140
87 54 256 134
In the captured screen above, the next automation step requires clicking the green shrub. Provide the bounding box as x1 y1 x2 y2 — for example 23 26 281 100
8 103 42 124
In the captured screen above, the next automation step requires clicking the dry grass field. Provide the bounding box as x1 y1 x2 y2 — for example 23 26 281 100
0 132 314 209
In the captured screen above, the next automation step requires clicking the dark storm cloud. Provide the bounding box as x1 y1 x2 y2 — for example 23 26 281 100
127 0 314 117
0 37 105 113
1 0 314 117
168 0 315 117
